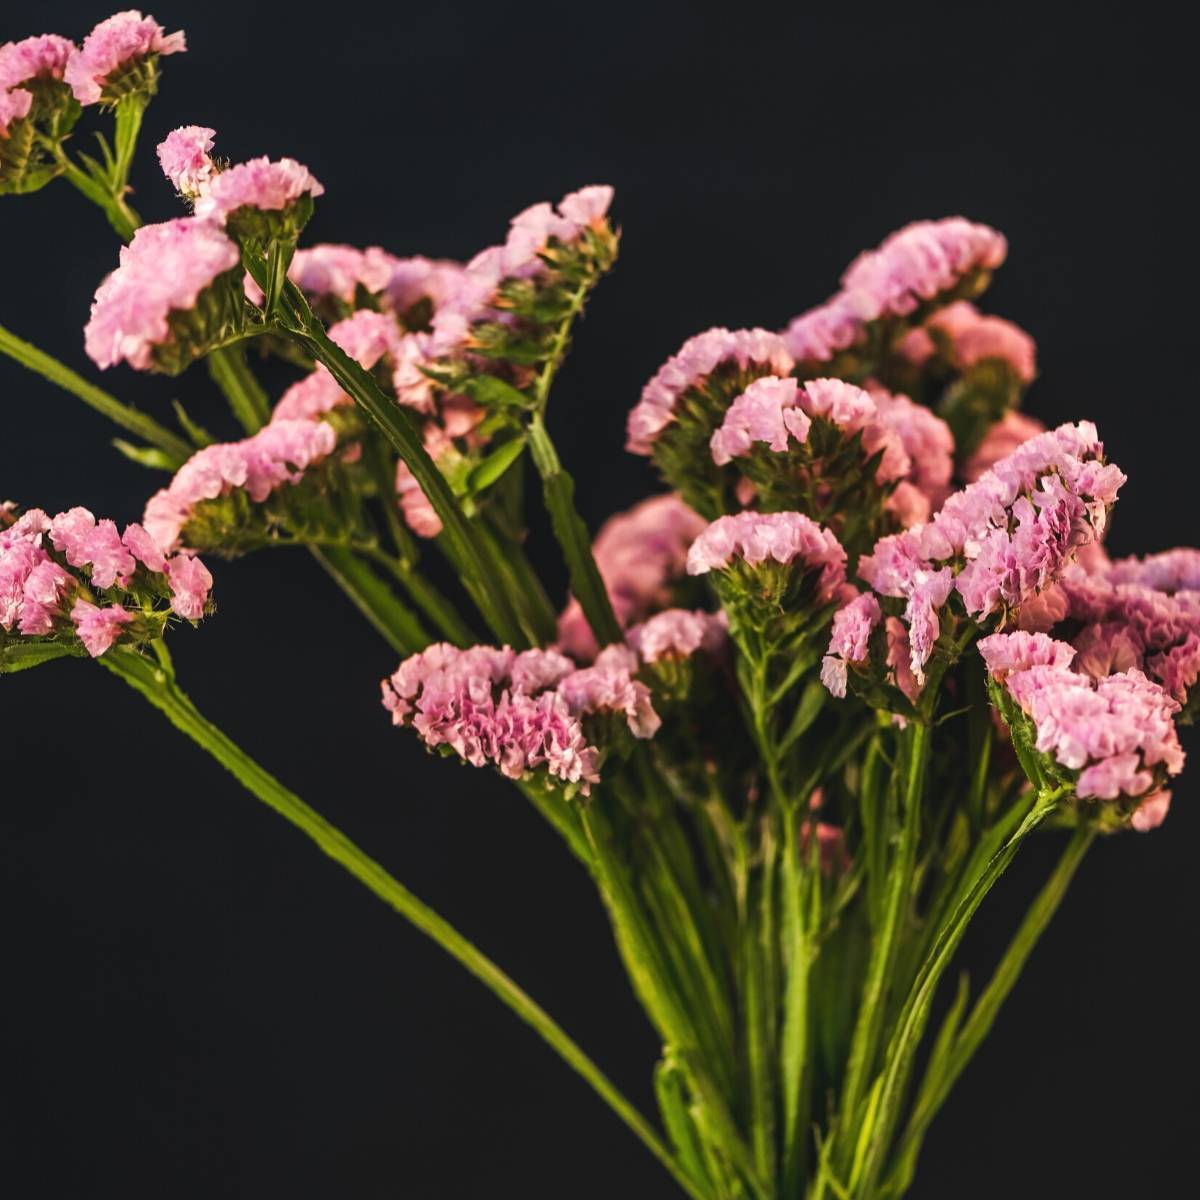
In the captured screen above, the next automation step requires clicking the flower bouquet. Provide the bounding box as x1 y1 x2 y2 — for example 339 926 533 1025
3 13 1194 1198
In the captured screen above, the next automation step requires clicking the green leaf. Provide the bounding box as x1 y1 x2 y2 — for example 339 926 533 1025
112 439 182 471
0 641 85 674
171 400 215 447
460 374 535 410
466 437 526 495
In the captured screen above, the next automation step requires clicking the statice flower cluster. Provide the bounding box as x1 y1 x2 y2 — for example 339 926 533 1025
85 217 243 371
381 641 659 795
783 218 1007 365
62 10 184 105
844 422 1124 683
2 502 211 660
979 631 1184 819
899 301 1037 383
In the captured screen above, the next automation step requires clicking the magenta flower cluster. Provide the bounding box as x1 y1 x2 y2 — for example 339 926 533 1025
381 641 659 794
851 422 1124 681
63 10 185 105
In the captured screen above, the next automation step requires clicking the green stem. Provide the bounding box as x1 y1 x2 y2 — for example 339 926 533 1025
0 321 191 463
284 288 526 647
527 414 622 647
838 721 929 1153
358 544 475 648
884 824 1095 1195
779 803 811 1195
207 344 272 433
98 646 701 1200
851 789 1064 1197
532 276 591 413
309 545 429 656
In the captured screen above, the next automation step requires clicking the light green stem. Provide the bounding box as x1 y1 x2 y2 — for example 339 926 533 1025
207 345 272 432
883 824 1095 1195
98 646 702 1200
0 321 191 463
851 790 1064 1197
309 545 429 655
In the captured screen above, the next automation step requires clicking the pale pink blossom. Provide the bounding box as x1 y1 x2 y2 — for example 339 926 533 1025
1131 789 1172 832
0 88 33 137
64 11 185 105
783 218 1007 360
558 185 614 227
70 598 134 656
628 328 794 455
288 244 398 302
193 156 324 225
686 511 847 599
156 125 215 196
16 560 74 635
164 554 212 620
962 412 1045 483
557 649 661 739
821 593 882 698
0 34 75 89
924 302 1036 381
709 376 811 465
1001 664 1184 798
85 218 241 370
626 608 727 663
143 419 337 550
978 631 1077 681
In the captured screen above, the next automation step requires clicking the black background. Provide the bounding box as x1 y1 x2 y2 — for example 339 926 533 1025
2 3 1195 1196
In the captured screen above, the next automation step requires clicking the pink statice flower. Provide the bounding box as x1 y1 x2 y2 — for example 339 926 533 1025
687 510 847 600
192 156 324 225
64 10 185 105
16 559 75 635
2 501 211 656
868 387 955 506
901 301 1037 382
1131 789 1172 832
287 244 398 303
0 87 33 136
962 411 1045 483
85 218 241 370
393 424 455 540
157 125 216 197
143 419 337 551
783 218 1006 361
821 592 882 698
999 659 1184 802
628 328 794 455
557 494 707 661
556 643 661 739
0 33 75 89
380 642 610 793
626 608 727 663
710 376 812 465
858 422 1123 680
977 630 1077 681
70 598 134 656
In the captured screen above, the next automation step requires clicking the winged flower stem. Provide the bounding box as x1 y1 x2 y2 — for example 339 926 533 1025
281 285 527 647
0 320 192 463
97 645 704 1200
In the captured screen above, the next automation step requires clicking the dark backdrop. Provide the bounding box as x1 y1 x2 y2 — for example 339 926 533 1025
2 3 1194 1196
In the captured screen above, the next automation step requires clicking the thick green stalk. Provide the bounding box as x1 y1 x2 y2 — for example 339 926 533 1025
838 721 930 1148
284 290 526 647
883 824 1095 1196
850 790 1064 1198
98 646 701 1200
0 321 191 463
527 414 622 647
779 803 812 1195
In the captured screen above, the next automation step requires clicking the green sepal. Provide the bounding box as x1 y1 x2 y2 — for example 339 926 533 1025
459 374 535 410
465 437 526 495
